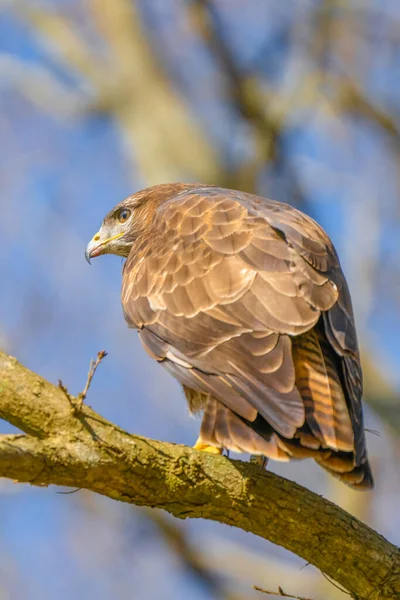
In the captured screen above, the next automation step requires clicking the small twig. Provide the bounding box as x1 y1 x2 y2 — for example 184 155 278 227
58 350 107 414
365 428 381 437
77 350 107 410
321 572 352 596
253 585 316 600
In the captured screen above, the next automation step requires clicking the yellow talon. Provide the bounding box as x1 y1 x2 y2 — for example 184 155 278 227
193 438 223 455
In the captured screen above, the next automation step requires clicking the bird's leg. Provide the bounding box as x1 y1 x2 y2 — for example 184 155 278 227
250 454 269 469
193 437 223 455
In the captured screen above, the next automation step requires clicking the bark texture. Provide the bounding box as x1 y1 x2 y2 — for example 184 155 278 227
0 350 399 599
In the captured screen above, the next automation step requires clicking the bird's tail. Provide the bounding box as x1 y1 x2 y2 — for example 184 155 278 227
291 327 373 490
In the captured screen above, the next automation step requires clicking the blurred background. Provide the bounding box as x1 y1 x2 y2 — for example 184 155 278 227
0 0 400 598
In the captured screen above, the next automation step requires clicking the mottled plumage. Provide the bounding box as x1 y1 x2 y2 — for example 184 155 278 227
86 183 373 489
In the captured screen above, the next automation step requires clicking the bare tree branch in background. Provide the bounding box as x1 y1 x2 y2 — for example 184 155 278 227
10 0 222 183
147 510 248 600
309 0 400 143
190 0 309 206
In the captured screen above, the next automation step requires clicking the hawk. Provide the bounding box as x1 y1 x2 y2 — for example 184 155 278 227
86 183 373 489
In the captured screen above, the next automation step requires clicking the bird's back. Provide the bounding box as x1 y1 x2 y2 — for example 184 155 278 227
121 185 372 489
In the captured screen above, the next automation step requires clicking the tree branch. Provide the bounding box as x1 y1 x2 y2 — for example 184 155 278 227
0 350 399 599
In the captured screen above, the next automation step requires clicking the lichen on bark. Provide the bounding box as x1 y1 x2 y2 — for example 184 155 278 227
0 350 399 599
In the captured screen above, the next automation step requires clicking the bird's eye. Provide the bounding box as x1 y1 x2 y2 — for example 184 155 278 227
117 208 131 223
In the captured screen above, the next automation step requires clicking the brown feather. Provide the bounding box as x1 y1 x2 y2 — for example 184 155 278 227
92 183 373 489
198 396 290 460
292 328 354 453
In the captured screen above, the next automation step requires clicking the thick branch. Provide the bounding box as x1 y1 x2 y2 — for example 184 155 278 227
0 351 399 599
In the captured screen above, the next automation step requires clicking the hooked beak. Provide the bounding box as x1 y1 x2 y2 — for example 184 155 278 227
85 231 123 264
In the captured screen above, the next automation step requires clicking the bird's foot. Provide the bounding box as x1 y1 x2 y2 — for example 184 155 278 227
193 438 223 455
250 454 269 469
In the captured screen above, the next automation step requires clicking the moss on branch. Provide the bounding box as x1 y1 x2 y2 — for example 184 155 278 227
0 351 399 599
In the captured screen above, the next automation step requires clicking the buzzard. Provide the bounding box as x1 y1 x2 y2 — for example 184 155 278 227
86 183 373 489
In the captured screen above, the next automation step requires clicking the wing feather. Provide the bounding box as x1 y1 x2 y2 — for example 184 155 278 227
122 186 371 487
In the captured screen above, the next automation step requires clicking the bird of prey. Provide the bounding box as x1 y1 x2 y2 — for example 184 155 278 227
86 183 373 489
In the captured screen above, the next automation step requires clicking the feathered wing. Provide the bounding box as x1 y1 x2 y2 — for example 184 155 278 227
122 186 373 489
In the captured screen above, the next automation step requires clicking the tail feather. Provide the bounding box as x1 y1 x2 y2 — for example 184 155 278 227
318 458 374 489
189 320 373 490
197 394 373 489
199 396 289 460
292 328 354 453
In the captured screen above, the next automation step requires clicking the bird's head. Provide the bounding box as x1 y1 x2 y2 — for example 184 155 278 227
85 197 138 263
85 183 193 264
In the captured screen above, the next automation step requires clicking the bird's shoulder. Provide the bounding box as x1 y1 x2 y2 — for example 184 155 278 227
125 186 338 269
121 187 342 333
